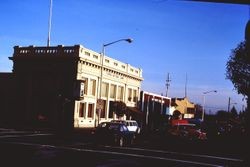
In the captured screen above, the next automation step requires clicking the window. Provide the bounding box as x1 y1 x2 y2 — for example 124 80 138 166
89 79 96 96
110 84 116 99
101 82 108 97
84 79 88 95
100 100 106 118
109 101 114 118
85 51 90 56
79 103 85 118
93 55 98 59
128 88 132 101
133 89 137 102
88 103 94 118
105 59 110 63
114 62 118 66
117 86 124 100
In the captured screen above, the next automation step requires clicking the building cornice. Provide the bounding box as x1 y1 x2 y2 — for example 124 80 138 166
12 45 143 81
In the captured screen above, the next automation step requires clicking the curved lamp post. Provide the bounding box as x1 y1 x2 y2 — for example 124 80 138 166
202 90 217 121
97 38 133 125
102 38 133 52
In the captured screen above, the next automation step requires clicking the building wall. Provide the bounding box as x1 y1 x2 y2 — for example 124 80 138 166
9 45 143 130
170 97 195 119
0 73 16 127
9 46 79 130
139 91 171 130
74 46 143 128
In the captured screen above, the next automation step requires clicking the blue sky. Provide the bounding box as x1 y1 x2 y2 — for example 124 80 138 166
0 0 248 113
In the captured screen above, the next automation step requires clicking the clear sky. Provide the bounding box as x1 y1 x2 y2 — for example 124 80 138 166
0 0 248 113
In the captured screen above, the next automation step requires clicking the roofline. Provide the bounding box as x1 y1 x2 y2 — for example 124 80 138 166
141 91 171 100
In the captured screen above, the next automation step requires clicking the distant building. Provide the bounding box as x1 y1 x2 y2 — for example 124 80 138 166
5 45 143 130
139 91 171 130
170 97 195 119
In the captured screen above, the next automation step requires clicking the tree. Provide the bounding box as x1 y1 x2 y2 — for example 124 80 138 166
110 101 127 118
230 106 238 118
172 110 181 120
194 104 203 119
216 110 229 121
226 41 250 98
226 20 250 135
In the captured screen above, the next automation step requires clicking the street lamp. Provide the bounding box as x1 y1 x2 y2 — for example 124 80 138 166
102 38 133 53
202 90 217 121
97 38 133 125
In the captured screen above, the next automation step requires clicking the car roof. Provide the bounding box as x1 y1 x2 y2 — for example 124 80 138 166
125 120 137 122
111 120 125 122
99 122 124 126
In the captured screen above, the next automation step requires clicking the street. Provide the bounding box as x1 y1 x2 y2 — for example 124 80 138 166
0 128 246 167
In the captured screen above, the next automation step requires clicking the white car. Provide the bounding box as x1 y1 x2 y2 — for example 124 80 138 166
111 120 140 134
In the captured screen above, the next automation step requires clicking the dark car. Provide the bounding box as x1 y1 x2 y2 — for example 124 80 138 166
168 123 207 140
93 122 136 147
111 120 141 134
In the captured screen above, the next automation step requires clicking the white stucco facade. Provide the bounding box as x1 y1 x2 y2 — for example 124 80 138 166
74 45 143 128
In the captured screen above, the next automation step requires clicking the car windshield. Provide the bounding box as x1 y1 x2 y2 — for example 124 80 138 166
121 125 128 131
108 124 120 131
107 124 128 132
132 122 138 126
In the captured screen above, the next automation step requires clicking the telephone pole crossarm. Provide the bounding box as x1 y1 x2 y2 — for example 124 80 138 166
165 73 171 97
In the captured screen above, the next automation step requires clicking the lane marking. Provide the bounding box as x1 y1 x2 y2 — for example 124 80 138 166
0 133 243 163
0 133 53 139
1 141 229 167
102 145 243 162
0 128 15 131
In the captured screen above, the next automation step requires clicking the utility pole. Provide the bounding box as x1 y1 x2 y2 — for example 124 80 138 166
165 73 171 97
185 73 188 98
47 0 53 46
228 97 231 113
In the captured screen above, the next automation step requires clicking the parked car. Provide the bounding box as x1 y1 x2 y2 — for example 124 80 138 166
168 123 207 140
111 120 141 134
93 122 136 147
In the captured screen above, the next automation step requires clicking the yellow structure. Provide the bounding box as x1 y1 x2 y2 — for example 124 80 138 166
170 97 195 119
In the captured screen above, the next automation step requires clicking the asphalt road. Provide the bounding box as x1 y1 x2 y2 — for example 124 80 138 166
0 128 247 167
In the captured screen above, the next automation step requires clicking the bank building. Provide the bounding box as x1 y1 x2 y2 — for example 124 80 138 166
7 45 143 130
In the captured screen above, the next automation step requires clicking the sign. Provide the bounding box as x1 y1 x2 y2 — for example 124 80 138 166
96 99 104 110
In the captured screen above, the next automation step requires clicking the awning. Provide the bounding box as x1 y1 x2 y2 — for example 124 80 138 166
126 107 144 122
127 107 144 115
